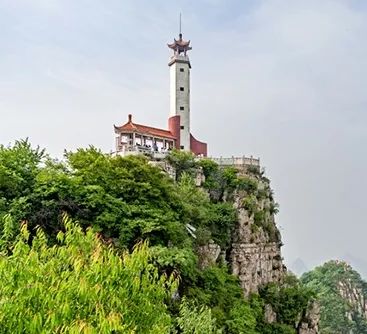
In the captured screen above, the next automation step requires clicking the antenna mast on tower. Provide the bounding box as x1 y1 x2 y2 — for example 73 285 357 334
179 13 182 35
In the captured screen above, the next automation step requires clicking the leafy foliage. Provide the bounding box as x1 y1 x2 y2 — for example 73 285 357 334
0 216 177 333
0 140 314 333
165 149 198 181
177 298 219 334
258 274 315 330
185 266 260 332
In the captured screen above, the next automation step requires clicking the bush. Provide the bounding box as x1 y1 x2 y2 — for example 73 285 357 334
269 202 280 215
166 150 197 180
177 298 219 334
237 176 258 194
225 301 258 334
243 195 257 215
0 217 177 333
254 210 266 226
206 202 237 249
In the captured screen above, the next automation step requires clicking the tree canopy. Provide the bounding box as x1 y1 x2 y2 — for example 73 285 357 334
0 140 315 333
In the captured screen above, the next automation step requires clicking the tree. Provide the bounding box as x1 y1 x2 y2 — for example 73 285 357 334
165 149 198 181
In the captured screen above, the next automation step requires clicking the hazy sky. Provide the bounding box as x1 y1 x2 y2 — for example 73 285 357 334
1 0 367 273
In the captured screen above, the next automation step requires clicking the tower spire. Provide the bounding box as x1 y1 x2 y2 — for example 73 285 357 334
179 13 182 36
167 14 192 56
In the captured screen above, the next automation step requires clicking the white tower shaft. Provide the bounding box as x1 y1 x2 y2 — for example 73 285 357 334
169 55 191 151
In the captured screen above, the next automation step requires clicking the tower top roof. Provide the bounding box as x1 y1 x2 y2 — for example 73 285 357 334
167 33 192 56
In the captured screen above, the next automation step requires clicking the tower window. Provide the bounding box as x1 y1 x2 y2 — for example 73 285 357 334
180 87 184 91
180 106 184 111
180 145 184 149
180 126 184 129
180 68 184 72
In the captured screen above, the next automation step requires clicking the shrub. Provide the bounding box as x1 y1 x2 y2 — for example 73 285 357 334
269 202 280 215
225 301 258 334
166 150 197 180
243 195 257 215
177 298 219 334
237 176 258 194
0 217 177 333
254 210 266 226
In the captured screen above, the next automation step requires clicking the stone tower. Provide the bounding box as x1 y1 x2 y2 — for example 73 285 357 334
167 33 192 151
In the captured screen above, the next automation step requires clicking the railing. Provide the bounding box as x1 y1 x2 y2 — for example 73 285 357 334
114 145 171 159
114 146 260 167
209 156 260 167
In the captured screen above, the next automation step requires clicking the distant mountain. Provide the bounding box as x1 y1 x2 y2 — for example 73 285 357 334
289 258 309 277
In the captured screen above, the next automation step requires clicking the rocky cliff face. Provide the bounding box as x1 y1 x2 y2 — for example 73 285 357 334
228 169 320 333
196 165 320 333
337 270 367 320
229 170 286 296
297 301 320 334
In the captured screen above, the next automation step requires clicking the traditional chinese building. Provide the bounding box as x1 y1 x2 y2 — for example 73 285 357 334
114 32 207 158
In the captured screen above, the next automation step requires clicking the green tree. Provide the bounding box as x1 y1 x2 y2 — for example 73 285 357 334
166 150 198 181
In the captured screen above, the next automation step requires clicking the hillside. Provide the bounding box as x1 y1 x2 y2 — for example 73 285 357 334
302 261 367 333
0 140 316 333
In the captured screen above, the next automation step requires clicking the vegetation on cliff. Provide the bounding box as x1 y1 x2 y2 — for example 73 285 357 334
302 260 367 334
0 140 315 333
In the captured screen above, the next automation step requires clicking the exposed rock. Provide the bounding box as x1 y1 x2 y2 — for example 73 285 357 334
297 301 320 334
264 304 277 324
337 275 367 319
197 240 221 269
230 184 286 296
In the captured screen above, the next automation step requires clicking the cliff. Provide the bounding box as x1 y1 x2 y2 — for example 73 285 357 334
230 169 285 296
195 161 319 333
197 166 286 294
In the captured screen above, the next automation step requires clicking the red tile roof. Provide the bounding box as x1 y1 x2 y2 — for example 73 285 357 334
114 115 176 140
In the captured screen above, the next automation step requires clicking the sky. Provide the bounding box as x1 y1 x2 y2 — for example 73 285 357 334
1 0 367 274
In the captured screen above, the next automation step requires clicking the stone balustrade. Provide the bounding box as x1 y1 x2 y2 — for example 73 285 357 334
206 156 260 167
